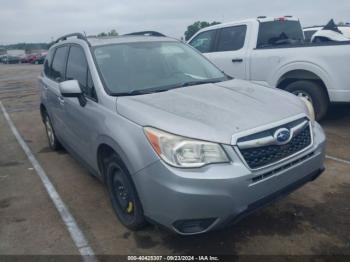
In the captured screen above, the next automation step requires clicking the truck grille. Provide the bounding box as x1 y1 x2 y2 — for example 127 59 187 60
237 118 312 169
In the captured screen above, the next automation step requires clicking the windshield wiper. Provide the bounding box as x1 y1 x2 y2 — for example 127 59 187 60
180 79 223 87
113 78 226 97
115 88 169 96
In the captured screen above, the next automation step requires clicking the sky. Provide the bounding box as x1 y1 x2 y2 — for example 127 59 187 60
1 0 349 44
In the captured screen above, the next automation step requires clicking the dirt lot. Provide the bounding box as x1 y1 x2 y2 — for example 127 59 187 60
0 64 349 258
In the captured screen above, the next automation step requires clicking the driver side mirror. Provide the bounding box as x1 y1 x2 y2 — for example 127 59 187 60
59 80 82 97
59 80 87 107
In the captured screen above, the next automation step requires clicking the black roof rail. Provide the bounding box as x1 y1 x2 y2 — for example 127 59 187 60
124 31 165 37
257 16 267 19
55 33 91 46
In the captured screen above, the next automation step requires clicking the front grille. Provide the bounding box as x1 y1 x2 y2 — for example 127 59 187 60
238 120 312 169
251 152 315 184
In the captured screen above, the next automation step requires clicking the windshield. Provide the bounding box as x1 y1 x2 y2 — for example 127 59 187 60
93 41 228 95
257 21 304 48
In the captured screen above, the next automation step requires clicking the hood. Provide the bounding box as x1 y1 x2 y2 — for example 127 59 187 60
117 79 307 144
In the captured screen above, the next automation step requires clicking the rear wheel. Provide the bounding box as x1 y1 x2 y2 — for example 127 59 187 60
285 80 329 120
105 154 146 230
43 112 62 150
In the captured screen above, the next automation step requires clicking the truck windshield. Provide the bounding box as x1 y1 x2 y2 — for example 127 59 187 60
257 20 304 48
93 41 228 96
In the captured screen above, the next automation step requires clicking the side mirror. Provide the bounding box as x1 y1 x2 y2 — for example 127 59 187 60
59 80 82 97
59 80 87 107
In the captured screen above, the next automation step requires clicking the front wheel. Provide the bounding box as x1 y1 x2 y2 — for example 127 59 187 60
106 154 147 230
285 80 329 121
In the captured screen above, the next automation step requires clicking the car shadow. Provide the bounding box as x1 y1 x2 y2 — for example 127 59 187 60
320 104 350 126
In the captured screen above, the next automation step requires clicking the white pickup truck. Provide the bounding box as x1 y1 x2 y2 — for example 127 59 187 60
188 16 350 119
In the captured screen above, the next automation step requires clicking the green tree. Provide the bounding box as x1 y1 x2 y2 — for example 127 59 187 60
98 29 118 37
184 21 221 41
108 29 118 36
97 32 107 37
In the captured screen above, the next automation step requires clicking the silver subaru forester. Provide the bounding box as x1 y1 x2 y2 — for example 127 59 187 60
39 32 326 235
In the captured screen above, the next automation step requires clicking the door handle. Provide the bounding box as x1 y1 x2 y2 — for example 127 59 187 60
232 58 243 63
58 96 65 104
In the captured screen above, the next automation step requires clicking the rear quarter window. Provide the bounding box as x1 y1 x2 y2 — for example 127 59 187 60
44 49 54 77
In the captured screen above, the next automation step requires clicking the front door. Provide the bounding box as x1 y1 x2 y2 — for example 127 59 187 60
61 45 100 166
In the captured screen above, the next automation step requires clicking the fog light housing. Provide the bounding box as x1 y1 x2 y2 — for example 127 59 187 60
173 218 216 234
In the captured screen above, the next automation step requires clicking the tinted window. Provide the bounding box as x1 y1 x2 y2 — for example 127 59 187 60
257 21 304 48
66 46 96 100
216 25 247 51
44 49 54 77
189 30 216 53
51 46 68 82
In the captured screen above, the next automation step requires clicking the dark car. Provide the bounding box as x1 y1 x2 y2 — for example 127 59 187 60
27 54 39 63
31 54 46 64
21 54 33 63
0 55 7 63
3 55 21 64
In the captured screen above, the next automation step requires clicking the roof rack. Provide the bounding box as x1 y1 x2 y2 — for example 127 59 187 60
55 33 91 46
124 31 165 37
257 16 267 19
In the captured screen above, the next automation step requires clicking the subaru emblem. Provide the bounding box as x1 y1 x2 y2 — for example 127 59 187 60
274 128 292 145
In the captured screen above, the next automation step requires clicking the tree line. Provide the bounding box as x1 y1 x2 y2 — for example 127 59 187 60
3 19 350 51
0 22 219 51
0 43 50 52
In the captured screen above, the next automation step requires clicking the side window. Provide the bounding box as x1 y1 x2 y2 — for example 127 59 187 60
66 46 97 100
44 49 54 77
51 46 69 82
216 25 247 52
189 30 216 53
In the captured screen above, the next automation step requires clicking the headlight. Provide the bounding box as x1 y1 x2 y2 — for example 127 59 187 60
144 127 229 168
300 97 315 122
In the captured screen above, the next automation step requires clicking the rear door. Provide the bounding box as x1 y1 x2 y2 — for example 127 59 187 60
41 45 69 142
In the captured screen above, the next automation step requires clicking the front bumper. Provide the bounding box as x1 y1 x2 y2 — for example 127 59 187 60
133 122 326 235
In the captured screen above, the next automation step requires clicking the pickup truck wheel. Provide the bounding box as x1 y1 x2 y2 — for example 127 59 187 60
43 112 62 150
106 154 146 230
285 80 329 120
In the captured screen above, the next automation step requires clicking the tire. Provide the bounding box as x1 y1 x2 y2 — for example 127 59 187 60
105 154 146 230
43 112 62 150
285 80 329 120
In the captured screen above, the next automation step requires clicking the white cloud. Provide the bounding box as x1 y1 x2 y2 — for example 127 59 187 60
1 0 349 44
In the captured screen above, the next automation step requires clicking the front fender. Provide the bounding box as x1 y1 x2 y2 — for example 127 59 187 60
95 122 159 178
